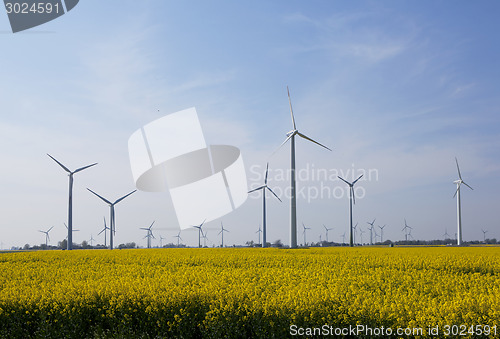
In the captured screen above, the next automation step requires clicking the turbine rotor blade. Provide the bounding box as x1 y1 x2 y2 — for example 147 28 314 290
337 176 351 186
296 132 332 151
114 190 137 204
455 157 462 180
462 181 473 190
248 185 266 194
353 174 364 185
287 86 297 130
272 133 294 156
266 186 282 202
47 154 71 173
87 188 112 205
264 162 269 185
73 162 98 174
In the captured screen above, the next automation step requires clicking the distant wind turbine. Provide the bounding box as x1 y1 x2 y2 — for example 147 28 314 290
98 217 110 247
159 235 165 247
338 175 363 247
248 163 281 248
202 231 209 247
218 222 229 247
367 219 376 245
64 223 80 241
323 224 333 242
359 227 365 245
443 228 450 240
353 223 358 245
140 221 155 248
39 226 54 247
402 219 412 241
275 87 332 248
192 220 206 248
482 229 488 242
89 234 95 247
302 223 311 246
87 189 136 250
378 224 386 243
453 157 473 246
47 154 97 250
256 224 262 246
341 232 346 245
174 231 182 247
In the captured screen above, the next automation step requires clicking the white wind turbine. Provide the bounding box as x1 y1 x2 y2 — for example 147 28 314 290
402 219 412 241
359 227 365 245
367 219 376 245
218 222 229 247
47 154 97 250
453 157 473 246
378 224 386 243
64 222 79 241
89 234 95 247
481 229 488 243
39 226 54 247
192 220 206 248
323 224 333 243
174 231 182 247
256 224 262 246
159 235 165 247
302 223 311 246
140 221 155 248
276 87 332 248
341 232 346 245
98 217 110 247
338 175 363 247
87 189 136 250
443 228 450 240
248 163 282 248
352 223 358 245
202 231 209 247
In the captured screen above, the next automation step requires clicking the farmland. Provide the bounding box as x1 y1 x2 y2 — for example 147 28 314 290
0 247 499 338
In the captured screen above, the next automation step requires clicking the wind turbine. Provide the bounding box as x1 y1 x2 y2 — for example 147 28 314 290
302 223 311 246
192 220 206 248
402 219 412 241
248 163 281 248
256 224 262 246
482 229 488 242
159 235 165 247
443 228 450 240
353 223 358 245
338 175 363 247
453 157 473 246
202 231 209 247
98 217 110 247
39 226 54 247
341 232 346 245
174 231 182 247
89 234 95 247
87 189 136 250
367 219 376 245
323 224 333 242
140 221 155 248
359 227 365 245
378 224 386 243
276 87 332 248
64 223 80 241
218 222 229 247
47 154 97 250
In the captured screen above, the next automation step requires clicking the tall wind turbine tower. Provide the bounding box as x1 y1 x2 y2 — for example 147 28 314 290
174 231 182 247
378 224 386 243
323 224 333 243
338 175 363 247
402 219 412 241
47 154 97 250
87 189 136 250
192 220 206 248
302 223 311 246
367 219 376 245
39 226 54 247
277 87 332 248
248 163 281 248
453 157 473 246
482 229 488 243
256 224 262 246
140 221 155 248
218 222 229 247
98 217 110 247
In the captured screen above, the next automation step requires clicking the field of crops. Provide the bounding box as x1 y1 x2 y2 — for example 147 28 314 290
0 247 499 338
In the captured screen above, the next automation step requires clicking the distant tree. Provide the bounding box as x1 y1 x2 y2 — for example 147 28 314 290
23 244 30 250
118 242 136 249
245 240 255 247
272 239 283 248
58 239 67 250
81 240 89 249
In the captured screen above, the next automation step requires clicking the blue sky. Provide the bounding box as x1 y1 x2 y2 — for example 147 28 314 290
1 1 499 248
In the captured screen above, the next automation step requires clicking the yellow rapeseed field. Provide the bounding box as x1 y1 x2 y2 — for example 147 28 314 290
0 247 499 338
